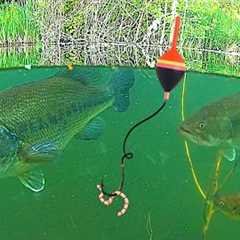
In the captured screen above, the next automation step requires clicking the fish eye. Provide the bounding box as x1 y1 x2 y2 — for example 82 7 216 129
199 122 206 129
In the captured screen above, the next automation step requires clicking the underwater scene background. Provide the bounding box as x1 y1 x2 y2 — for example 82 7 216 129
0 0 239 239
0 66 239 239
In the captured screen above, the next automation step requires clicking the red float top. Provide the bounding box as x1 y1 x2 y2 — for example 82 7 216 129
156 16 186 71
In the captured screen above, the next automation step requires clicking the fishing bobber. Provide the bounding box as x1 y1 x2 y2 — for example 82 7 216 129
155 16 186 101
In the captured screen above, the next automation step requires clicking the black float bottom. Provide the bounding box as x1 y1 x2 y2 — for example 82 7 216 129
156 67 185 92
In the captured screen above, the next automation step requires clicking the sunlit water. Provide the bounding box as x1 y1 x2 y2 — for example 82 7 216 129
0 66 239 240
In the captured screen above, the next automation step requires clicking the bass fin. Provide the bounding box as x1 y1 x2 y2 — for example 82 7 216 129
223 147 236 161
18 170 45 192
77 117 105 140
22 142 59 163
111 67 135 112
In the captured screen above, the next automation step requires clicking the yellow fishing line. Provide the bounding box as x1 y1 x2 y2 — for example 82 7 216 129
181 74 206 200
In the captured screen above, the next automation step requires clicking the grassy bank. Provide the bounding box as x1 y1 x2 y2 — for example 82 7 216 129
0 46 40 68
0 0 239 76
1 1 239 50
0 1 39 44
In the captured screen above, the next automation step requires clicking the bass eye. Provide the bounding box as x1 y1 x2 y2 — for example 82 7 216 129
199 122 206 129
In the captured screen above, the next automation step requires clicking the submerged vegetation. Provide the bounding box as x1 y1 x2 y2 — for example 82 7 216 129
0 0 239 75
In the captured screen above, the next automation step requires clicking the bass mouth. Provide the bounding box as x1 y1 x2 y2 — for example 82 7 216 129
179 125 192 135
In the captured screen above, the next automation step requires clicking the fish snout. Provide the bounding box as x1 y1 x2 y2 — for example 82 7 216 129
178 122 191 135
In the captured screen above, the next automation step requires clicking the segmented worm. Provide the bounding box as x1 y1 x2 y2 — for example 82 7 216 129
97 184 129 217
97 184 114 206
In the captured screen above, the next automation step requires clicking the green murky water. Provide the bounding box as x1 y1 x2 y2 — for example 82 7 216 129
0 66 240 240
